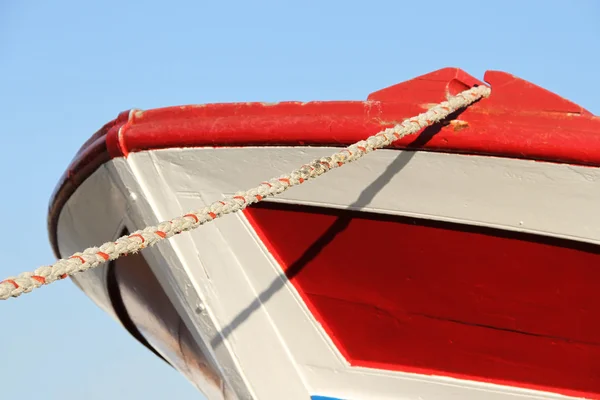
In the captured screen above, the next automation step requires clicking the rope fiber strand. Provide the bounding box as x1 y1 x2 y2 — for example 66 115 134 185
0 85 491 300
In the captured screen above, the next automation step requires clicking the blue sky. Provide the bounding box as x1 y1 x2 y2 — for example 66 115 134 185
0 1 598 399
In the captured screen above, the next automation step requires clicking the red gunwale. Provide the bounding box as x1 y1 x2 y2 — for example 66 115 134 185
48 67 600 259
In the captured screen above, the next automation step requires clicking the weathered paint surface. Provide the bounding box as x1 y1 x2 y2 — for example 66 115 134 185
48 67 600 258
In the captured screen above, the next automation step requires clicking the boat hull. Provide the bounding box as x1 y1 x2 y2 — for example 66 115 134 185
55 146 600 399
48 68 600 399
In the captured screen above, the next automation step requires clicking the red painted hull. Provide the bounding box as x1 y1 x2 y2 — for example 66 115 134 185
245 202 600 398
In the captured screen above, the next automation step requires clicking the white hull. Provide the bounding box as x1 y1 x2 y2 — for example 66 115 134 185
55 146 600 400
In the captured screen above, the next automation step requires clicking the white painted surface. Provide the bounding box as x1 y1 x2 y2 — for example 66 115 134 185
146 147 600 245
56 164 125 321
58 146 599 400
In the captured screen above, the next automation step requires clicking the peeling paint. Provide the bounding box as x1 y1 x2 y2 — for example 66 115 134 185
450 119 469 131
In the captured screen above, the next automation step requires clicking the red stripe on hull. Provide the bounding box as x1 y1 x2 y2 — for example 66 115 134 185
244 203 600 399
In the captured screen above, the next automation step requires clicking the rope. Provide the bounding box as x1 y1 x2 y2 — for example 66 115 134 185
0 85 490 300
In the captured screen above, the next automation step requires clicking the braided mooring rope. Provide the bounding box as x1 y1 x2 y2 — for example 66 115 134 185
0 85 491 300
